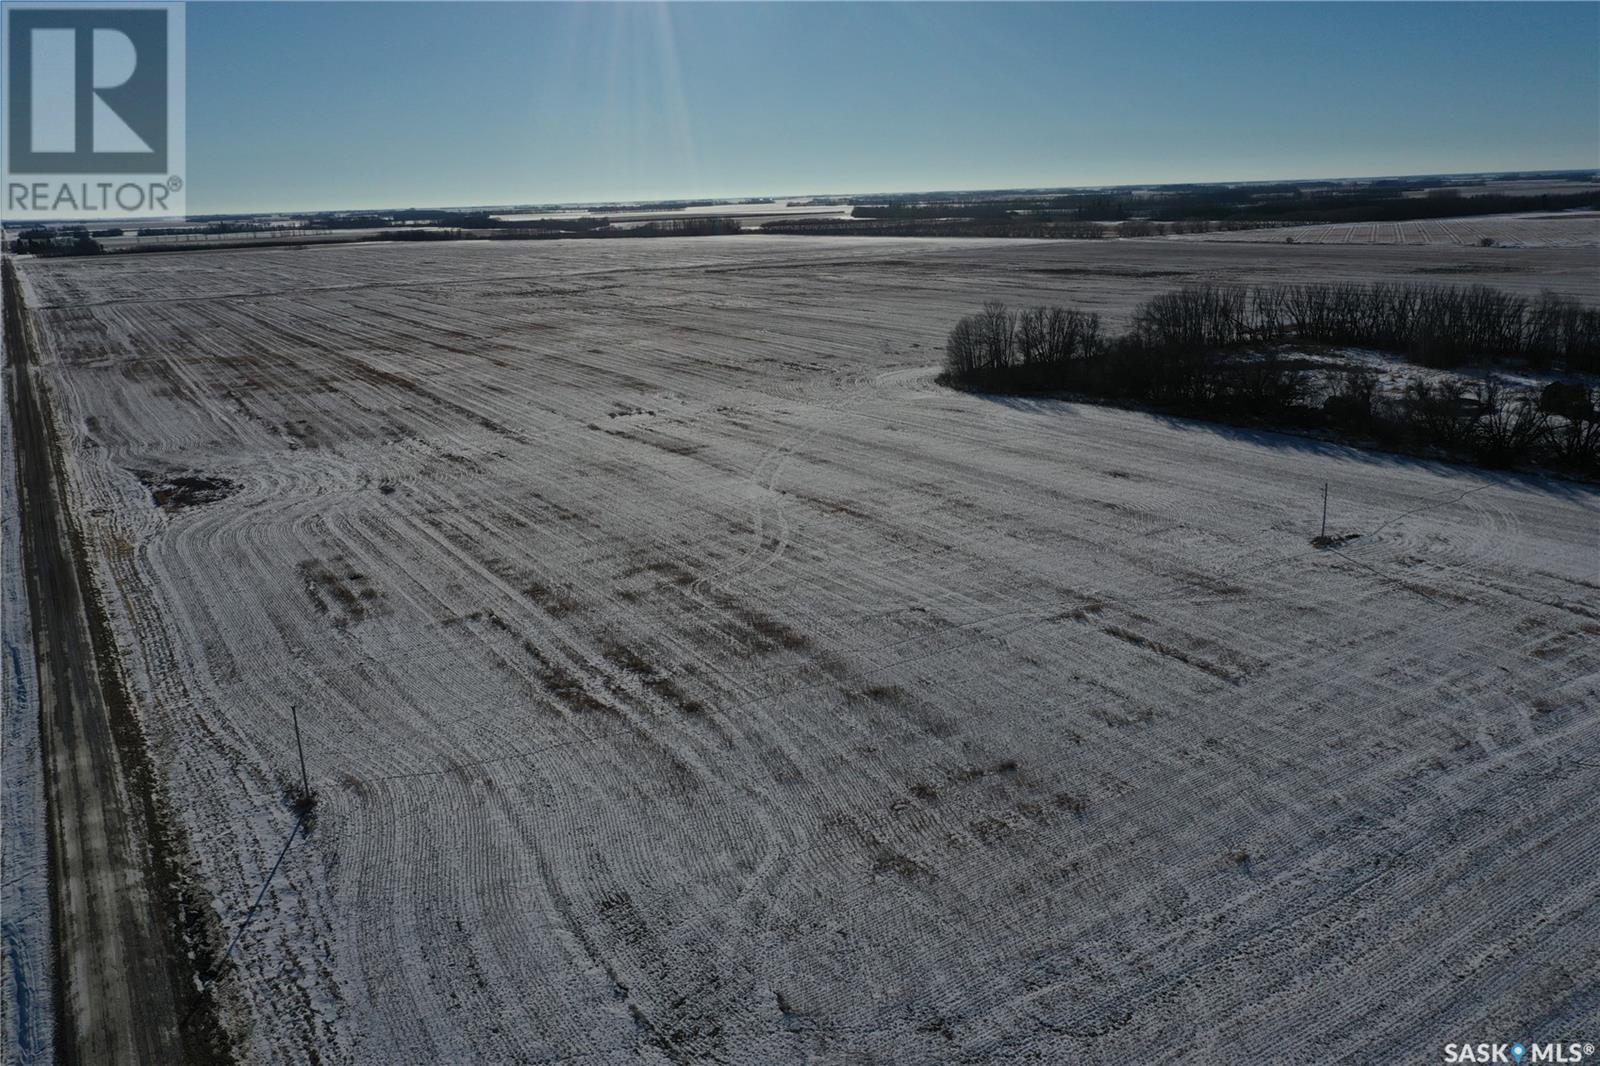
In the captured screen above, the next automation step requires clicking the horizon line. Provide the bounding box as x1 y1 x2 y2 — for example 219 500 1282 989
14 165 1599 227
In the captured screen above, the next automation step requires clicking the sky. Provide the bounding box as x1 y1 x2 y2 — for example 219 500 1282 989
186 2 1600 214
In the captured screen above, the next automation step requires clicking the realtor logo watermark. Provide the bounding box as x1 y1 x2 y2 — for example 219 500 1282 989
4 2 184 219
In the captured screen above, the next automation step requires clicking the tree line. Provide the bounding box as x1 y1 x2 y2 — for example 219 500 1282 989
836 177 1599 228
1215 189 1600 226
761 217 1113 239
941 284 1600 474
10 227 104 256
1125 282 1600 371
483 217 743 240
762 217 1291 239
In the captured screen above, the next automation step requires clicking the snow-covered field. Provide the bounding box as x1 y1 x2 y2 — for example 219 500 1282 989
1172 211 1600 248
14 235 1600 1062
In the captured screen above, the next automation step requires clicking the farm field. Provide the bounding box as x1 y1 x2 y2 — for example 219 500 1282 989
1173 211 1600 248
10 234 1600 1063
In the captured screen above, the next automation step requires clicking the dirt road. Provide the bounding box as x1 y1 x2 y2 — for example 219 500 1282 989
3 259 228 1064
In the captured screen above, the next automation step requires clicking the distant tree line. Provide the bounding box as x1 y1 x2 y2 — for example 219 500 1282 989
10 215 745 257
486 217 743 240
376 228 470 242
761 217 1112 239
1093 187 1600 225
618 217 743 237
422 213 611 232
584 198 733 213
852 194 1143 222
138 221 298 237
1211 189 1600 226
851 203 1018 221
762 216 1284 239
834 178 1600 230
1118 219 1279 236
378 214 745 236
503 216 611 232
303 214 391 230
10 226 104 256
941 284 1600 474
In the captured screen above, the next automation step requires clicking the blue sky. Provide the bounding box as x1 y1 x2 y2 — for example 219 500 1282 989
187 2 1600 213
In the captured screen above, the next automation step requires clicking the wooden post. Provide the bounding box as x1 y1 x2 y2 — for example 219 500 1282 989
1321 482 1329 539
291 704 309 796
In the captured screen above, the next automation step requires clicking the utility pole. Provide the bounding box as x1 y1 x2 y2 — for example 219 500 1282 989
1321 482 1329 540
290 704 309 798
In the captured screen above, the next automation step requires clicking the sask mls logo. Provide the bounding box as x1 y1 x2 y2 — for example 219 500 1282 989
1446 1042 1596 1063
4 2 185 218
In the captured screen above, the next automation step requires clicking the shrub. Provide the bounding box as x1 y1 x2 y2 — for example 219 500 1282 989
1322 367 1379 426
1471 382 1548 466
